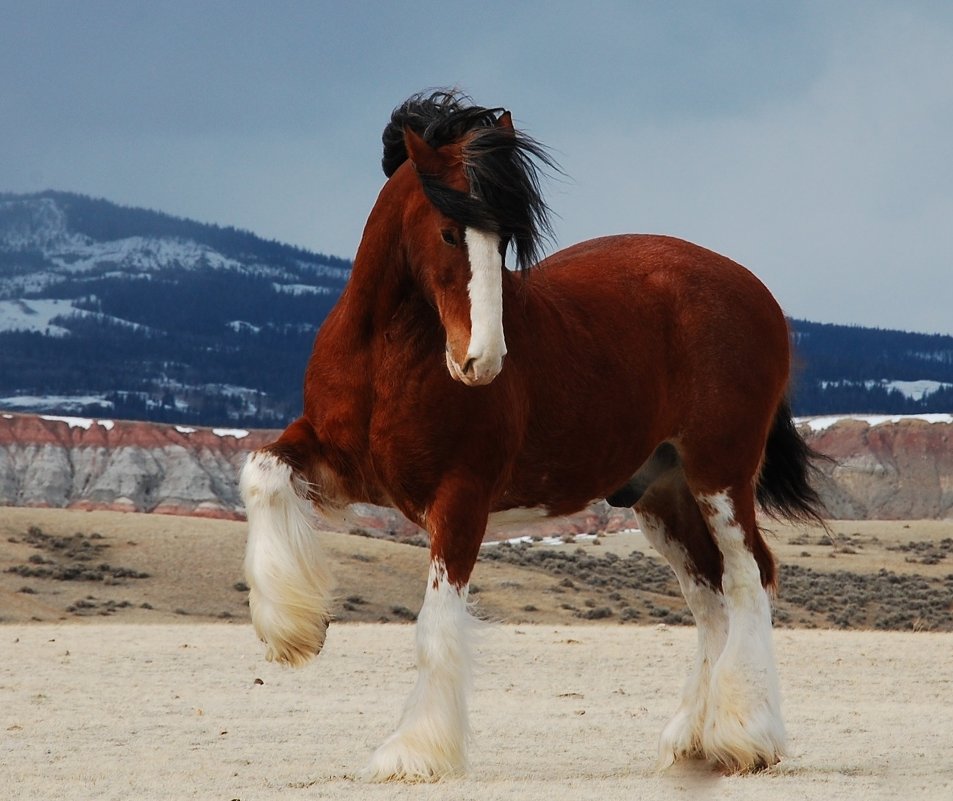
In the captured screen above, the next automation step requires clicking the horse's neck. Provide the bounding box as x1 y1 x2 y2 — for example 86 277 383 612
302 219 413 503
312 203 404 358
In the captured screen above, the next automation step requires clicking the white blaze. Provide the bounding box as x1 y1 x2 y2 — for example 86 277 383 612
462 227 506 383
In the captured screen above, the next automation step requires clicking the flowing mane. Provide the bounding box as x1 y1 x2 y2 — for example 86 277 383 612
381 90 556 270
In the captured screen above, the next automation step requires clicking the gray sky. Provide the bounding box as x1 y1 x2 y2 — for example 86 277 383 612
2 1 952 335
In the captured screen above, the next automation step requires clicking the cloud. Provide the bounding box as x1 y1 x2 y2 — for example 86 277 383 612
538 4 953 333
1 1 951 334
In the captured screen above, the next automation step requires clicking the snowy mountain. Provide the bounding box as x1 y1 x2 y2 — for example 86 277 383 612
0 190 950 425
790 321 953 413
0 191 349 425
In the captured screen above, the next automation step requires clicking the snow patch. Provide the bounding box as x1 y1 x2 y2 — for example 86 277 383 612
226 320 261 333
798 413 953 432
820 378 952 401
37 414 114 431
298 261 351 281
212 428 249 439
175 426 197 435
52 235 245 276
0 197 75 250
1 395 113 412
0 298 151 336
0 298 79 336
272 282 335 296
480 530 642 549
40 415 94 430
882 379 951 401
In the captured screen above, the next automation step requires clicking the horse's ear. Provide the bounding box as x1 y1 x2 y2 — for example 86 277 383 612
404 127 444 176
496 111 514 131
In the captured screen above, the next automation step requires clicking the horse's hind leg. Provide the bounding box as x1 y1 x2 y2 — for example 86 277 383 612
691 481 786 772
635 469 729 769
240 417 334 667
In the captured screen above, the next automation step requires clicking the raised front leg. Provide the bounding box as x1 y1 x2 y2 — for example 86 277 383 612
241 419 335 667
363 479 487 782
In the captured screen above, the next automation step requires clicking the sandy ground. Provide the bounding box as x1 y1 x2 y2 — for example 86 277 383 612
2 622 952 801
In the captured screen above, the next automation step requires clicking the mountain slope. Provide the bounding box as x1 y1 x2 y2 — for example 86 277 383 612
0 190 950 424
0 191 349 425
791 321 953 413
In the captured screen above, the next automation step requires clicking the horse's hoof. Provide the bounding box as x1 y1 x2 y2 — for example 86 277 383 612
361 733 464 783
701 705 786 773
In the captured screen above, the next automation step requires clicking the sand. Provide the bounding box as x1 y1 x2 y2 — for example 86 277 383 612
2 622 952 800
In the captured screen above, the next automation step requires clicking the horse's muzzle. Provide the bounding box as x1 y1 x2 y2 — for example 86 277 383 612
445 347 504 386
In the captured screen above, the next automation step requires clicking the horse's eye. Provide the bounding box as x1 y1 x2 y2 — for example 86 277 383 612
441 229 458 247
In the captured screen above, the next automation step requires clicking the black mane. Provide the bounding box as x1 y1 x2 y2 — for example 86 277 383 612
382 90 556 270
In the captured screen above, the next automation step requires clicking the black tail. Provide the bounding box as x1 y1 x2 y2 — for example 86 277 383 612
757 398 830 528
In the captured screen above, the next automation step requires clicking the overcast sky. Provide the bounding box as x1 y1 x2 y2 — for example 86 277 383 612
2 1 951 335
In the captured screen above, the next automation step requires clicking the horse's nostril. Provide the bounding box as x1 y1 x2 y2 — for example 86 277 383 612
463 357 475 375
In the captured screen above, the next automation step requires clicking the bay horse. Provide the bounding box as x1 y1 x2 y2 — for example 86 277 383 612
240 90 825 781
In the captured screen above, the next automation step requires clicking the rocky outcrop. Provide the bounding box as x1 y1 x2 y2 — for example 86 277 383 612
801 415 953 519
1 412 951 526
0 413 272 519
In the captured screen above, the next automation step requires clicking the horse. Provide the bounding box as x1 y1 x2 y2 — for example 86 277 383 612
239 90 826 781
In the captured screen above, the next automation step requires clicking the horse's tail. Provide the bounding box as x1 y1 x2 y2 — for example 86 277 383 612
756 398 830 528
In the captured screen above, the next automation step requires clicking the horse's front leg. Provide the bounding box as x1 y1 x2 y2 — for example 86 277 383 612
363 480 486 782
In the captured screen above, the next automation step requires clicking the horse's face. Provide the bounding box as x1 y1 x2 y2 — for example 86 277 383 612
402 129 506 387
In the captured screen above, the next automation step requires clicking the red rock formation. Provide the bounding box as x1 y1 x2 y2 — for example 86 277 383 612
802 416 953 519
1 412 950 525
0 413 273 520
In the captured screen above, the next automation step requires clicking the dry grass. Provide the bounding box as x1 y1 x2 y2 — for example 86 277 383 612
1 507 952 630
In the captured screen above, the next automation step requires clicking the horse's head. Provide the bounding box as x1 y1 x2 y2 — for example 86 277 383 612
401 124 508 385
378 91 555 387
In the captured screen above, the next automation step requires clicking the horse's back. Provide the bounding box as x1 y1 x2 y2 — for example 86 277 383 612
528 233 791 383
503 234 792 503
537 235 782 318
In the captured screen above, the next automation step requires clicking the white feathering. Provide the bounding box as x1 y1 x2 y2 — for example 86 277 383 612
240 451 334 667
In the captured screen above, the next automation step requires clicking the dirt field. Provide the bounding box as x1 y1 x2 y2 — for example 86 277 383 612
3 623 952 800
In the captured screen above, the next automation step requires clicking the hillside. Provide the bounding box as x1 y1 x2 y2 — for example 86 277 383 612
790 321 953 413
1 191 952 425
2 507 952 633
0 191 349 426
